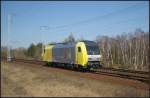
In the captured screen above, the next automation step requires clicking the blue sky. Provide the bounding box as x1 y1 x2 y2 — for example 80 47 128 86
1 1 149 48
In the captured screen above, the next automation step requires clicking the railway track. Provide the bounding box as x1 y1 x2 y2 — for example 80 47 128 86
2 58 149 83
94 69 149 83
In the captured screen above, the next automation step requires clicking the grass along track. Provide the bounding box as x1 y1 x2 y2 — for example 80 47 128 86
2 58 149 83
2 61 149 97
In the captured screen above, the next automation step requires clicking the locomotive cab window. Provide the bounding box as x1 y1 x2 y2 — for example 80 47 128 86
78 47 81 52
86 45 100 55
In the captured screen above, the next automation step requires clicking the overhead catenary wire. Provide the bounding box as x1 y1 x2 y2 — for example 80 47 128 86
48 3 147 31
46 15 148 35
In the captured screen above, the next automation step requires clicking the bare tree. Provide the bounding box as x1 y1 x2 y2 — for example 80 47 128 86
96 29 149 71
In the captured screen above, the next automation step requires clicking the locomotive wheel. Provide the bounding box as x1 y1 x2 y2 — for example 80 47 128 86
73 64 78 71
44 62 49 67
70 65 74 70
77 65 86 72
50 62 54 67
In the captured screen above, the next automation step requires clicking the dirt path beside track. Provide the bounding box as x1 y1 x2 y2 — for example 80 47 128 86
1 61 149 97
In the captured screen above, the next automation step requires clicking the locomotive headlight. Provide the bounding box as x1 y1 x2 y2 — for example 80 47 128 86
88 55 101 61
99 55 102 61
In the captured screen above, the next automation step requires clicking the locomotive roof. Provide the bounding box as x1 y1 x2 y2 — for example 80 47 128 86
53 42 75 48
47 40 97 48
80 40 97 46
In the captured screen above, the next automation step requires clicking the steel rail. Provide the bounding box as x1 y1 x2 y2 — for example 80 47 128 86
94 69 149 82
2 57 149 83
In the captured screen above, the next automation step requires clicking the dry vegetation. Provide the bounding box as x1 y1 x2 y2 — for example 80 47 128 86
96 29 149 71
1 61 149 97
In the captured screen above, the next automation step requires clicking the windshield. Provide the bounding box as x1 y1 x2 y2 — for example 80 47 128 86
86 45 100 55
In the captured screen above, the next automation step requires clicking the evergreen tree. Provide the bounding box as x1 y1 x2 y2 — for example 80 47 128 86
27 43 36 57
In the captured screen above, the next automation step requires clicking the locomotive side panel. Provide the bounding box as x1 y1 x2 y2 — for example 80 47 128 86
52 44 76 64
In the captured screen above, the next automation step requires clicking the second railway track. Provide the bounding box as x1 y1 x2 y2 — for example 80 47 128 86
94 69 149 83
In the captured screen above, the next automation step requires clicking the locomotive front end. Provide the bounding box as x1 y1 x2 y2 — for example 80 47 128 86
84 41 102 69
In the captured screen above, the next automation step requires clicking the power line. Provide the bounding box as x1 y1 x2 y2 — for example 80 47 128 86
48 16 147 34
47 14 148 36
102 15 148 29
48 3 147 31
